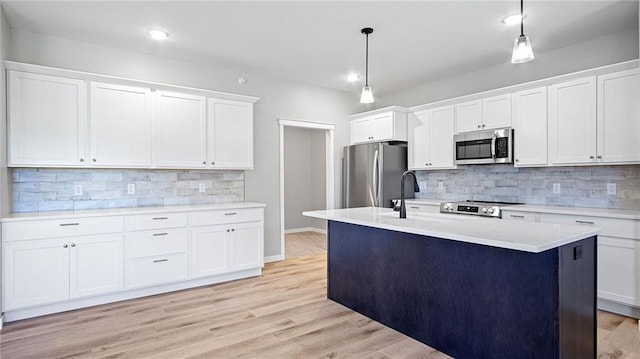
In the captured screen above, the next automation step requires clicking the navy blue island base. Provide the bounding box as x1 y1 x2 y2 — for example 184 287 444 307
327 220 596 359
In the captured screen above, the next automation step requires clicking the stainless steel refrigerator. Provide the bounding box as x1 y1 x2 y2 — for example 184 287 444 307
342 142 414 208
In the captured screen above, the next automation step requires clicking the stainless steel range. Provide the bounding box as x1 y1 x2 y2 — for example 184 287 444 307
439 200 520 218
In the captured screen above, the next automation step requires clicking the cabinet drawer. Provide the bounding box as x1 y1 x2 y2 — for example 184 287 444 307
537 214 640 239
125 228 188 259
191 209 263 227
125 213 187 231
125 253 188 289
2 217 123 242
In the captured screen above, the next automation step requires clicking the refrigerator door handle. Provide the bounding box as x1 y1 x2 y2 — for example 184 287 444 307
372 149 380 205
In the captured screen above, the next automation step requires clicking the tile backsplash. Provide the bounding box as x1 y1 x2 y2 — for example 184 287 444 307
415 165 640 210
12 168 244 213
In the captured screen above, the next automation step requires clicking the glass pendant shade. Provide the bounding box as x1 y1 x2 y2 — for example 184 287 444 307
511 34 534 64
360 85 374 104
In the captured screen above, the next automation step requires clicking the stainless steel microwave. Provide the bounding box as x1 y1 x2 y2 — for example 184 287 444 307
454 128 513 165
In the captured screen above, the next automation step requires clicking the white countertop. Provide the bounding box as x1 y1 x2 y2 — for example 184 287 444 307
1 202 266 222
303 207 600 253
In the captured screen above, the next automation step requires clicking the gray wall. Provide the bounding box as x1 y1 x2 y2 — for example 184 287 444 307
11 169 244 212
376 29 639 108
283 127 326 231
415 165 640 210
7 29 359 259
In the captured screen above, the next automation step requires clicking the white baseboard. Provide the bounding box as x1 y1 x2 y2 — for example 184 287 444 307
264 254 284 263
0 314 4 329
284 227 327 234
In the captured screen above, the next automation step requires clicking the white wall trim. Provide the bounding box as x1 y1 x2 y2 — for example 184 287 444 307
264 254 284 263
0 314 4 329
279 119 334 262
284 227 327 235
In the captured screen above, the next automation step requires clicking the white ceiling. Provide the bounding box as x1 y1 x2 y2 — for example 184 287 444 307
1 1 638 97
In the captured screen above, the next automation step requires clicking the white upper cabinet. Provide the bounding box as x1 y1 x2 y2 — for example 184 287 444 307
155 91 207 168
455 94 511 133
409 106 456 170
207 98 254 169
548 77 597 165
349 108 408 144
90 82 153 167
597 68 640 164
513 87 548 167
454 100 482 133
8 71 87 167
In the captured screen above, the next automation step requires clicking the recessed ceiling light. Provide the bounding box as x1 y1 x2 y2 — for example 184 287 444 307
346 73 360 82
502 14 526 26
148 29 169 40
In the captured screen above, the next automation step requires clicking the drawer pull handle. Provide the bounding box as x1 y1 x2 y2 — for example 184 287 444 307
224 212 237 216
59 223 79 226
152 217 168 220
510 215 525 219
153 233 168 237
409 206 419 209
153 259 169 263
576 220 595 225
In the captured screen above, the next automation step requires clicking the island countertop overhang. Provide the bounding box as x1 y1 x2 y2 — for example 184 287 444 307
303 207 600 253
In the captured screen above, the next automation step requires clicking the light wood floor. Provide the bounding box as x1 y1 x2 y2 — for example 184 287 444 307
1 234 638 358
285 231 327 258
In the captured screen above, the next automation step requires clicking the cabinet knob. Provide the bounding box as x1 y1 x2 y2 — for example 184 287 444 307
425 163 429 166
515 159 519 162
597 155 602 159
92 158 97 162
477 125 481 128
231 228 235 232
226 229 230 232
481 124 485 128
71 243 76 247
589 155 595 159
428 163 432 166
79 158 84 162
211 162 215 165
63 244 68 248
203 161 206 164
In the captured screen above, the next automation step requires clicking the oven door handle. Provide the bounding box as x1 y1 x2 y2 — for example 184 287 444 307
491 132 497 160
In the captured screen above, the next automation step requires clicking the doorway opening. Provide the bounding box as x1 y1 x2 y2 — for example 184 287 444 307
278 119 335 261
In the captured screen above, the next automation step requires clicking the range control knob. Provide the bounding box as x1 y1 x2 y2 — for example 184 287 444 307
481 208 488 213
443 203 453 211
488 208 495 214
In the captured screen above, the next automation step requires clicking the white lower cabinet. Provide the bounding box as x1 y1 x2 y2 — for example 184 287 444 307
4 234 123 310
1 204 265 321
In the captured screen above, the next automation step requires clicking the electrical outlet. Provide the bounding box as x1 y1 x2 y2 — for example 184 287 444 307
127 183 136 195
553 183 561 194
73 184 83 196
198 183 206 193
419 181 427 191
607 183 617 196
438 181 444 192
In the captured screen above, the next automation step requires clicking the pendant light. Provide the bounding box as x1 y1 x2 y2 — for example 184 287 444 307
360 27 374 104
511 0 534 64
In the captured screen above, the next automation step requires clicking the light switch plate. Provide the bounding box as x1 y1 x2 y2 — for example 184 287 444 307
438 181 444 192
127 183 135 195
73 184 83 196
553 183 561 194
420 181 427 191
607 183 617 195
199 183 206 193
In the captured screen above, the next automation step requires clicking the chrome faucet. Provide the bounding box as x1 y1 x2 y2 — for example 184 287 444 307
399 170 417 219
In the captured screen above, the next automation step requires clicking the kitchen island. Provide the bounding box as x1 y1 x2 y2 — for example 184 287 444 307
304 207 600 359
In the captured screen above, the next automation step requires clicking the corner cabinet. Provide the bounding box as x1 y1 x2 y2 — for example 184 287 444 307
8 71 87 167
208 99 254 169
408 106 455 170
1 204 265 322
6 62 258 170
349 107 408 144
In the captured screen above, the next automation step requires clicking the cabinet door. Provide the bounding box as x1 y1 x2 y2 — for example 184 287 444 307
350 117 371 144
70 234 124 298
597 236 637 306
229 222 263 271
513 87 548 166
455 100 482 133
370 113 394 141
4 238 70 310
407 112 429 170
8 71 87 166
482 94 512 129
90 82 153 167
428 105 456 169
548 77 597 165
155 91 207 168
190 225 228 278
597 68 640 163
208 98 254 169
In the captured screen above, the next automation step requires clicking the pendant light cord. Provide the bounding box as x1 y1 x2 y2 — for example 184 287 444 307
365 32 369 87
520 0 524 36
